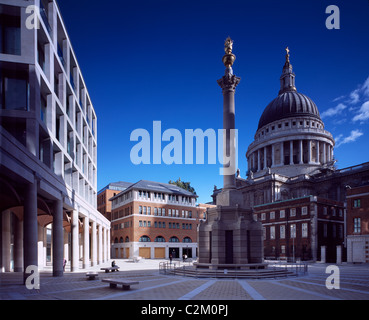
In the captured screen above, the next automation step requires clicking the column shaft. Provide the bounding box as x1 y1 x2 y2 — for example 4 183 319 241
71 209 79 272
23 180 38 283
83 217 89 269
53 198 64 277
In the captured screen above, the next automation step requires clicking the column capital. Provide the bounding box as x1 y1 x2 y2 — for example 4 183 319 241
217 72 241 93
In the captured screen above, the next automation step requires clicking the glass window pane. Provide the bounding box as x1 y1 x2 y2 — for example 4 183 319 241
4 76 28 110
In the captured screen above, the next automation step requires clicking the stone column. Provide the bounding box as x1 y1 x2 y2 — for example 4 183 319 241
263 147 267 169
14 216 23 272
2 210 11 272
107 228 111 260
217 61 240 190
316 140 320 164
323 143 327 164
257 149 261 172
98 224 103 265
271 144 275 167
53 198 64 277
71 209 79 272
91 220 97 266
308 140 312 164
280 142 284 165
299 140 303 164
289 140 294 165
83 216 89 269
23 180 38 284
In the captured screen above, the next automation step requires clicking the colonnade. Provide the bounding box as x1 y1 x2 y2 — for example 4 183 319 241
1 180 110 278
248 139 334 173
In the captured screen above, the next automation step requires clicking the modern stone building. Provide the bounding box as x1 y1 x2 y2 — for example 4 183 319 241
0 0 110 280
211 48 369 263
109 180 210 260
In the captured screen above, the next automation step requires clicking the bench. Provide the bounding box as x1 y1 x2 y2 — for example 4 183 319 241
102 279 139 290
100 266 120 273
86 272 99 280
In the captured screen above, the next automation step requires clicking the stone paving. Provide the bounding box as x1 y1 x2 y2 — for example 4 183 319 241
1 259 369 301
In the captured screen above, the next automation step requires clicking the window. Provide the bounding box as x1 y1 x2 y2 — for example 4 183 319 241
323 224 328 237
155 236 165 242
290 208 296 217
270 226 275 240
1 72 29 111
139 236 151 242
323 207 328 215
169 236 179 243
302 207 308 215
154 208 158 216
168 209 172 217
139 220 143 227
261 213 266 221
0 13 21 55
280 210 285 219
302 223 308 238
270 211 275 220
148 207 151 215
280 225 286 239
354 199 361 208
354 218 361 233
143 206 147 215
290 224 296 238
139 206 142 214
183 237 192 243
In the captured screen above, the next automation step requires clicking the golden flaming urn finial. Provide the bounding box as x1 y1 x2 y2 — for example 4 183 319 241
222 37 236 68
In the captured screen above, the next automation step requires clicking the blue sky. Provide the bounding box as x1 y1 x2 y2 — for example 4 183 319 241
57 0 369 204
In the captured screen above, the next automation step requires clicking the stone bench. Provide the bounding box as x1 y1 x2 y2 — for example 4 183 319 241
100 266 120 273
86 272 99 280
102 279 139 290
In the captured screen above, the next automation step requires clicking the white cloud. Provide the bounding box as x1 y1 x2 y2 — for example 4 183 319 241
352 101 369 122
349 89 360 104
362 77 369 98
335 129 364 147
321 103 347 118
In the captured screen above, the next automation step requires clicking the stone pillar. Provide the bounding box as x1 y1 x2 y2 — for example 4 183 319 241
53 198 64 277
71 209 79 272
14 216 23 272
83 216 89 269
271 144 275 167
257 149 261 172
299 140 303 164
280 142 284 165
98 224 103 264
308 140 312 164
102 227 106 262
316 140 320 163
23 180 38 283
289 140 294 165
107 228 111 260
91 220 97 266
321 246 326 263
263 147 267 169
336 245 342 265
323 143 326 164
217 63 240 190
2 210 11 272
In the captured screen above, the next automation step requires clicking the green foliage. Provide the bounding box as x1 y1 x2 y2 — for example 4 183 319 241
168 178 197 195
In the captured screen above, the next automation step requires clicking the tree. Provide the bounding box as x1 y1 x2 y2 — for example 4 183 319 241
168 178 197 195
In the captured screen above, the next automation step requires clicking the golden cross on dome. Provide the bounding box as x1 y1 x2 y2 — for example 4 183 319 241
285 46 290 63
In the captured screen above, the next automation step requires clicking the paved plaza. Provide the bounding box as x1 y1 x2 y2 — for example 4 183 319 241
1 259 369 301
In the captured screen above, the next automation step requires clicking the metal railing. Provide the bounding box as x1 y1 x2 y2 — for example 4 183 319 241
159 260 308 279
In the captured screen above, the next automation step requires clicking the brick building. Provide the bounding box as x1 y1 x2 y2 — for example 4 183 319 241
346 185 369 263
110 180 211 260
253 196 345 262
97 182 132 220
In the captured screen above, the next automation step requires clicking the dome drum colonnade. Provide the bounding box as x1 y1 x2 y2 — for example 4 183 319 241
246 48 335 178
